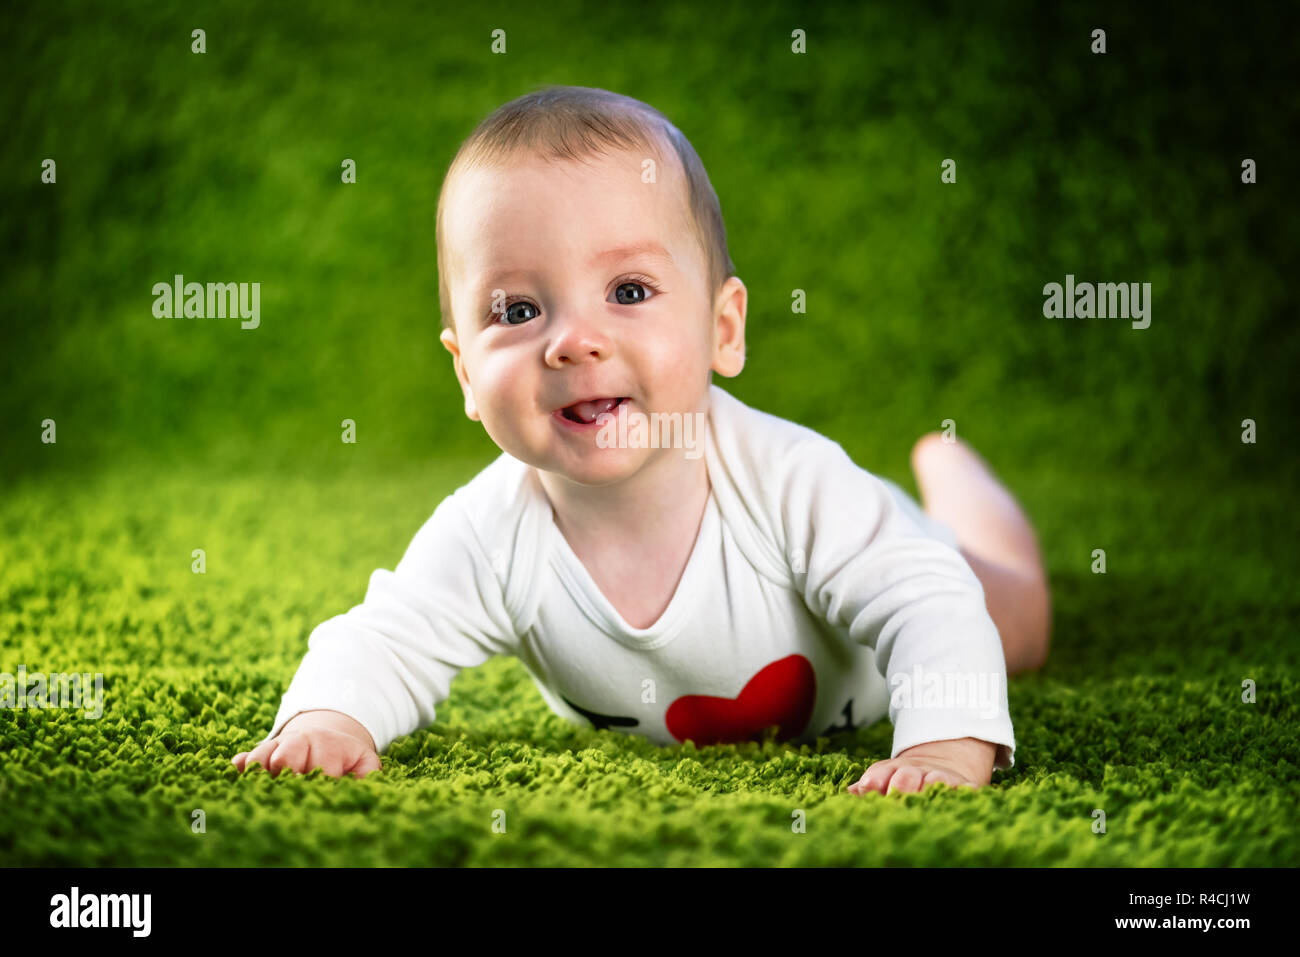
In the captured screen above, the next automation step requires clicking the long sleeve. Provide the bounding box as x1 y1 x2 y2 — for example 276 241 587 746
261 494 519 755
783 438 1016 771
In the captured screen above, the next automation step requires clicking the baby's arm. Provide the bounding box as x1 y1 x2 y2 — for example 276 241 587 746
231 494 517 778
781 439 1016 792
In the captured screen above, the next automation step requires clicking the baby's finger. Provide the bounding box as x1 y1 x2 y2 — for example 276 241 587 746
849 760 897 795
231 751 249 769
309 750 341 778
886 764 926 795
267 736 309 777
235 740 278 774
344 750 382 779
921 768 967 791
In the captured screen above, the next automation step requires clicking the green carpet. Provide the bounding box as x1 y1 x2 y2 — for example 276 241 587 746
2 460 1295 866
2 0 1297 865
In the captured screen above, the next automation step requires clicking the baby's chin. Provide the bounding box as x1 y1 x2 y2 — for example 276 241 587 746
538 446 652 488
491 436 652 488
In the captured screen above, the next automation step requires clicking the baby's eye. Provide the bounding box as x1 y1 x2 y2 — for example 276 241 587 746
611 279 656 305
496 300 538 325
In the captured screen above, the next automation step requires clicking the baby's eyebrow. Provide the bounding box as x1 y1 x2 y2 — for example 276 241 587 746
588 241 675 268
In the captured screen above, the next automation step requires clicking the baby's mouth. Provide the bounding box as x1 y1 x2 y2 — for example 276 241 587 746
558 397 628 424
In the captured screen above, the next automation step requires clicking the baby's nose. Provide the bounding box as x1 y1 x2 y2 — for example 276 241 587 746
545 316 611 366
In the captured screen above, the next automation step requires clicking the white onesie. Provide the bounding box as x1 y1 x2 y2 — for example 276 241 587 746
264 384 1017 771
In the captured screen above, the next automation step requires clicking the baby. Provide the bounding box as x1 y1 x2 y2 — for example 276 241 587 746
232 86 1051 795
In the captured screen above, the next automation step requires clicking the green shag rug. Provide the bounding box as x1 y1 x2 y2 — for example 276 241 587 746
2 459 1295 866
2 0 1297 865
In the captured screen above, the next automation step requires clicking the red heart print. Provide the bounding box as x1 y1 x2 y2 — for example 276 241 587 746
666 654 816 745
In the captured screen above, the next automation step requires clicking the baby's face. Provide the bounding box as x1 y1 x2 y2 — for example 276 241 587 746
441 148 743 487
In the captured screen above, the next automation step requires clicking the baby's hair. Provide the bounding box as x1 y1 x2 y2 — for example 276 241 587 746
435 84 736 331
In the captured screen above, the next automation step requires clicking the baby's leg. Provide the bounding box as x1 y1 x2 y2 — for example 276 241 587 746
910 434 1051 675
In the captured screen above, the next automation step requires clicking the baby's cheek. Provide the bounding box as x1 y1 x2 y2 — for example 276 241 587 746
463 373 511 430
647 341 709 402
473 364 528 415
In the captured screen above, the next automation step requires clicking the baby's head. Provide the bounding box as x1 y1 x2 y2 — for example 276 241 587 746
435 85 746 487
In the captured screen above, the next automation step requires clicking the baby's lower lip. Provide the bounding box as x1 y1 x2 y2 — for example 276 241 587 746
553 397 628 430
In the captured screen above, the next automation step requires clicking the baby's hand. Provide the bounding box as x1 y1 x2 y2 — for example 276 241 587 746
846 736 995 796
231 709 381 779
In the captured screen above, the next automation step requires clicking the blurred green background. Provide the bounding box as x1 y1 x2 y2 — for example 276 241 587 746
4 0 1296 482
2 0 1297 866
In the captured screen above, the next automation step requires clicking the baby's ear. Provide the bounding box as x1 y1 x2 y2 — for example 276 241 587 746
711 277 747 378
439 327 481 422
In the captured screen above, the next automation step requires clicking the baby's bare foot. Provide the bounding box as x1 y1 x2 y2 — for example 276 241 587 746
910 433 1042 577
910 433 1051 674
